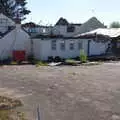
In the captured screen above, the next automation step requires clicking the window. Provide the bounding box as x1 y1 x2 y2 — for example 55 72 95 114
0 19 7 24
67 25 75 32
78 41 83 50
51 40 57 50
60 40 65 50
117 42 120 48
42 28 46 33
70 41 74 50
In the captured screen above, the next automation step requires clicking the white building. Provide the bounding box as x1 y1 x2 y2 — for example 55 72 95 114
0 13 31 60
32 35 88 60
23 17 106 37
0 13 112 61
32 18 107 61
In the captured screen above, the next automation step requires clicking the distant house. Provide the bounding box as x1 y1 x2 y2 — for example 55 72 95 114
76 17 106 34
23 17 106 38
52 17 82 37
52 17 106 37
22 22 53 36
0 13 31 60
31 17 108 61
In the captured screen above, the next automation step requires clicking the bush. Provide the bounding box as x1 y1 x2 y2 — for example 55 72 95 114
28 55 34 61
75 56 80 60
48 56 54 62
54 56 61 62
2 57 12 65
80 50 87 63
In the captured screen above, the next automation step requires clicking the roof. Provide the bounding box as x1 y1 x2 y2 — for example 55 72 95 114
55 17 82 26
31 34 64 39
70 23 82 26
76 28 120 38
22 22 37 28
55 17 69 26
31 34 80 39
75 17 106 34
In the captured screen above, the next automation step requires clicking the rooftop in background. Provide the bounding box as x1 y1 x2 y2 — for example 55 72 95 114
55 17 69 26
55 17 82 26
76 28 120 38
22 22 53 28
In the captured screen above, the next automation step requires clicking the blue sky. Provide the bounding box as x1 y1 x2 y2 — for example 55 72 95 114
25 0 120 26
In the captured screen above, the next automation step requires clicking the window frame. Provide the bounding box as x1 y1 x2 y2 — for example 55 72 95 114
67 25 75 33
69 40 75 50
78 41 83 50
60 40 65 51
51 40 57 50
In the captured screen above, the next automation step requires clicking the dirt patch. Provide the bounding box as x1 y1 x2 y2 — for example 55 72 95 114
0 64 120 120
0 96 25 120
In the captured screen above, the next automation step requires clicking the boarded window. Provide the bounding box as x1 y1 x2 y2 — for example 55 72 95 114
117 42 120 48
70 40 74 50
51 40 57 50
60 40 65 50
67 25 75 32
78 41 83 50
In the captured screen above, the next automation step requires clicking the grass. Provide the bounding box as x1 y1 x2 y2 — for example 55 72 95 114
80 50 87 63
0 110 27 120
0 96 26 120
34 60 48 67
10 61 18 65
65 59 79 66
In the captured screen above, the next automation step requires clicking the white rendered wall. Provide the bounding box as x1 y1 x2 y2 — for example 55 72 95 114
33 38 88 60
89 40 109 56
0 24 31 60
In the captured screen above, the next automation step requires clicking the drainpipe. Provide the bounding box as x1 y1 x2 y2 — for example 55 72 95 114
30 36 34 57
87 40 91 57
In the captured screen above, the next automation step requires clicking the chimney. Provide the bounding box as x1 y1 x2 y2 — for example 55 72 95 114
15 18 21 24
15 18 21 29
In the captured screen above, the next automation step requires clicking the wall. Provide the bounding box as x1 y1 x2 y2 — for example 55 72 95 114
33 38 88 60
89 40 109 56
53 25 82 37
0 24 31 60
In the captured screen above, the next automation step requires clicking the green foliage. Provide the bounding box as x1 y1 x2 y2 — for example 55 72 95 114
0 110 11 120
0 110 27 120
65 59 78 65
0 0 30 20
35 60 48 67
11 61 18 65
80 50 87 63
110 21 120 28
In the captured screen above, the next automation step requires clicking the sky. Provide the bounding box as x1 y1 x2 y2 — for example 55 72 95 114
25 0 120 26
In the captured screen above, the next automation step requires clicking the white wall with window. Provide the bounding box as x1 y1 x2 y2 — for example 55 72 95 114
60 40 65 50
51 40 57 50
33 38 88 60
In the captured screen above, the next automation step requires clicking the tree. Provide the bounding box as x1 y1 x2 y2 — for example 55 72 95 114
0 0 30 21
110 21 120 28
